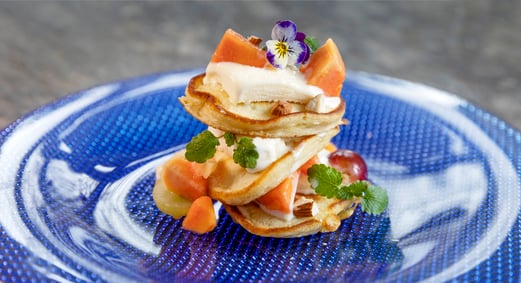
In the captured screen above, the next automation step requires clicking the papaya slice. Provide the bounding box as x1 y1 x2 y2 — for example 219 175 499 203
298 143 336 176
161 154 208 201
300 39 346 97
210 29 267 67
298 155 320 176
182 196 217 234
256 172 299 215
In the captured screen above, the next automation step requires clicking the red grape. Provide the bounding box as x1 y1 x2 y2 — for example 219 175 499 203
328 150 368 182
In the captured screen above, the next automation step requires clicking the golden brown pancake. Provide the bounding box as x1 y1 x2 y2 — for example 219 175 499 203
223 195 360 238
180 74 346 138
207 127 339 205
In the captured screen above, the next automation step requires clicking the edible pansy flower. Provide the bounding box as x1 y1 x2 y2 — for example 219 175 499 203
266 20 310 69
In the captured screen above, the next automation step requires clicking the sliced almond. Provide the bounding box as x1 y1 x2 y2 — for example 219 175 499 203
294 202 314 218
293 196 316 218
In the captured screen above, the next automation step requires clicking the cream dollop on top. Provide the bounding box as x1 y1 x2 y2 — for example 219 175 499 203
204 62 324 104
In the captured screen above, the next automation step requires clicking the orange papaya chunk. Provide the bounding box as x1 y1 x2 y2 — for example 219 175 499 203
256 172 299 214
209 29 267 68
300 39 346 97
161 155 208 202
298 143 336 176
298 155 320 176
182 196 217 234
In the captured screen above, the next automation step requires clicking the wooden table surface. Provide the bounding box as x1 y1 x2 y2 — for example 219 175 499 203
0 1 519 130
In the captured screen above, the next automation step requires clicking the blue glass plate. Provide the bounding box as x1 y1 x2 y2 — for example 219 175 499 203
0 69 520 282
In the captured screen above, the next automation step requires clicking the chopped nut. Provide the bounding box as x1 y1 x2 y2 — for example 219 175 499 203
293 197 316 218
294 202 314 218
270 101 293 116
248 36 263 46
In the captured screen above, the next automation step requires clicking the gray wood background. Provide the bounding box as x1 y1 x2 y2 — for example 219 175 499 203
0 1 519 130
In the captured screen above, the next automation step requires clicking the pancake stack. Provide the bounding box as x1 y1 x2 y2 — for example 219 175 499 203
153 24 361 237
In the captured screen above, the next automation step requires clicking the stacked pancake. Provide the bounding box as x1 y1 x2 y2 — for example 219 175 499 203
153 25 361 237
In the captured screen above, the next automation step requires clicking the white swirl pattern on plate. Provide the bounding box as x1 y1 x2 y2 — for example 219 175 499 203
0 70 200 282
351 73 520 282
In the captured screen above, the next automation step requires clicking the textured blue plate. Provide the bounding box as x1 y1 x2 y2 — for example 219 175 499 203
0 69 520 282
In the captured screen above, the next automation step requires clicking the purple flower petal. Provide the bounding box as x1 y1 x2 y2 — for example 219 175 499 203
287 40 307 66
266 50 280 68
296 31 306 42
271 20 297 42
301 43 310 64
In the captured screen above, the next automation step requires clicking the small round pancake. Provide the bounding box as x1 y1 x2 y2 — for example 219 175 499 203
208 127 339 205
180 74 346 138
223 195 360 238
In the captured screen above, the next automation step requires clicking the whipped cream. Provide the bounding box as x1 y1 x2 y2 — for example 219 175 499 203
247 137 290 173
204 62 323 104
305 94 342 113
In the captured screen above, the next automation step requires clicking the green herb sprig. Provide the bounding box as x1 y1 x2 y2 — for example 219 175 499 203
185 130 259 169
185 130 220 163
304 36 320 53
307 164 388 215
233 137 259 169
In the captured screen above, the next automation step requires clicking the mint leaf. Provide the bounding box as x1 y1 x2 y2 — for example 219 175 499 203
233 137 258 169
304 36 320 53
308 164 388 215
361 184 388 215
185 130 219 163
307 164 343 198
338 180 367 199
224 132 236 147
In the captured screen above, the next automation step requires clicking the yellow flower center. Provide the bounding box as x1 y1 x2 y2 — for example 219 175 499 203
275 41 290 58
